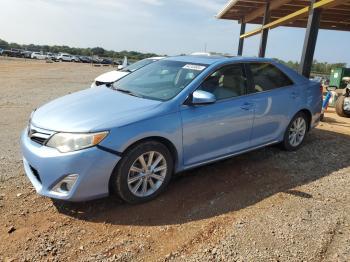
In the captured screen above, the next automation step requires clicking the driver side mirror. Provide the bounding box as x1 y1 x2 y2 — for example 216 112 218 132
187 90 216 105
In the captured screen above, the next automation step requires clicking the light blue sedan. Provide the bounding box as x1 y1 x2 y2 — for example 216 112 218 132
21 55 322 203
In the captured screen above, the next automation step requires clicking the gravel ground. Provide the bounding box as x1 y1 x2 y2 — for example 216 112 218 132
0 58 349 262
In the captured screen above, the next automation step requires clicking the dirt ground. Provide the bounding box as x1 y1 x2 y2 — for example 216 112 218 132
0 58 349 262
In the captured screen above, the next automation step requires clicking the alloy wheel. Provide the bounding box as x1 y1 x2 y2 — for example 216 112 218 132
288 117 307 147
127 151 167 197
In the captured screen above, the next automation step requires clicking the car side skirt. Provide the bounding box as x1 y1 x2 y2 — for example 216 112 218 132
182 140 280 171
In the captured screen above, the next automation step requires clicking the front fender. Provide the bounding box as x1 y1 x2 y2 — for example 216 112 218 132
99 111 184 172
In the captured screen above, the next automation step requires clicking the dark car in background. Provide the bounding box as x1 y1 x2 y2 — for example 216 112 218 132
2 49 23 57
100 58 113 65
77 56 92 63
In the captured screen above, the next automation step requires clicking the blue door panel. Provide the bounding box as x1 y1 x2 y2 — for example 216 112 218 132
180 97 254 166
250 86 300 146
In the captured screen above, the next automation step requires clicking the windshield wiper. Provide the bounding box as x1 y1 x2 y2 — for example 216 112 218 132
114 87 143 98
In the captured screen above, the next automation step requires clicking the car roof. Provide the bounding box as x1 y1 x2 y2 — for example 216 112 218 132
164 55 274 65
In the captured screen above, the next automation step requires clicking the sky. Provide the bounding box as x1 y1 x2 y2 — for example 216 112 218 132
0 0 349 64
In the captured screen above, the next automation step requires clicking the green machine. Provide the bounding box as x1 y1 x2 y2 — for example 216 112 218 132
329 68 350 88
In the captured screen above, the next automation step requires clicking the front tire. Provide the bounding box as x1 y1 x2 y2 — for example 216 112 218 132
111 141 173 204
282 112 308 151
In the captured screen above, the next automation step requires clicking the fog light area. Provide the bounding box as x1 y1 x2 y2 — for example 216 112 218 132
51 174 79 196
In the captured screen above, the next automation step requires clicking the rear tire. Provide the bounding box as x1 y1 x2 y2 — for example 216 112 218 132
335 96 350 118
281 112 308 151
111 141 173 204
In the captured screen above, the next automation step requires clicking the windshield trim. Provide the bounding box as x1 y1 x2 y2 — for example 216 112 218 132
121 58 158 73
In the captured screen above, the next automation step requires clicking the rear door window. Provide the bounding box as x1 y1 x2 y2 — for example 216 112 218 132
248 63 294 93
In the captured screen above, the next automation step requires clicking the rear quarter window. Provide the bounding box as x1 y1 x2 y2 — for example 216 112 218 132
249 63 294 93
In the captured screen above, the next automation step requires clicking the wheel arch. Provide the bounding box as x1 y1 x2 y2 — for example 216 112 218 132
295 108 312 131
108 136 179 195
123 136 179 167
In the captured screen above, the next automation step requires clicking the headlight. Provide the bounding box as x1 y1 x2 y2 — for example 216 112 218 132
46 131 108 153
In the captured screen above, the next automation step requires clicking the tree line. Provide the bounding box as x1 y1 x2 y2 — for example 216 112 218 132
0 39 162 61
0 38 347 74
274 58 347 75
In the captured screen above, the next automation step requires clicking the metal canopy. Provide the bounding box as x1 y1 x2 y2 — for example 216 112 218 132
216 0 350 78
217 0 350 33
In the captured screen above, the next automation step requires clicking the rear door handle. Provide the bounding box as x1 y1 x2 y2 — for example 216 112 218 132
240 102 254 111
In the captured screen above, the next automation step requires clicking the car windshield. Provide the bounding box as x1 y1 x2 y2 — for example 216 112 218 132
112 60 208 101
122 58 157 72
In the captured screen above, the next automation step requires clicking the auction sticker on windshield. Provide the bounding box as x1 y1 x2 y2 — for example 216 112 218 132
183 64 206 71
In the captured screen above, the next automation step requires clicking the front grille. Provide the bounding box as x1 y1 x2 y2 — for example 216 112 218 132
31 136 47 145
28 124 53 145
30 165 41 183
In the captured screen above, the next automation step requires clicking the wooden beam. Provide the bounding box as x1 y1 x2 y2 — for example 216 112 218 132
244 0 293 23
263 6 309 30
240 6 310 38
240 0 350 39
240 27 263 38
216 0 240 19
314 0 349 9
267 19 350 31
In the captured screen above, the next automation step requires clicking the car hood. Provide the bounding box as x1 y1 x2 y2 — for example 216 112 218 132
31 87 162 132
95 70 129 83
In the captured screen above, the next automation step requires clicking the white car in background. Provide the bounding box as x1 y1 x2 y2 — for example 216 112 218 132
46 52 56 60
56 53 78 62
31 52 47 60
91 57 164 88
71 55 80 62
